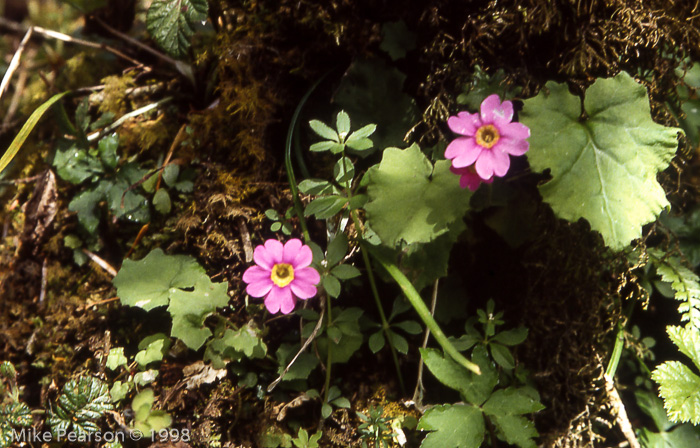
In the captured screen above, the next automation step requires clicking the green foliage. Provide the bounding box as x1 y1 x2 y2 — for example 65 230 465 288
0 402 31 448
368 298 422 355
47 377 113 438
204 324 268 370
379 21 416 61
292 428 322 448
418 336 542 447
636 390 700 447
660 207 700 267
520 72 680 250
131 389 172 436
321 386 351 419
652 326 700 424
364 144 471 247
357 406 395 448
306 307 364 364
334 59 420 150
650 251 700 329
265 208 294 235
1 92 70 176
53 134 151 234
59 0 108 12
113 249 230 350
457 66 521 111
135 333 171 367
309 111 377 155
146 0 208 59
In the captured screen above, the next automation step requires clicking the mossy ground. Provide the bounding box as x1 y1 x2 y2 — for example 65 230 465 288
0 0 699 447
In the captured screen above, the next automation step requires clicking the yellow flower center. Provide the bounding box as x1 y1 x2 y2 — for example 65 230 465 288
271 263 295 287
475 125 500 149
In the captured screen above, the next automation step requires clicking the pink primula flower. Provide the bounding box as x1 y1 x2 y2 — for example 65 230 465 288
450 165 493 192
445 94 530 185
242 239 320 315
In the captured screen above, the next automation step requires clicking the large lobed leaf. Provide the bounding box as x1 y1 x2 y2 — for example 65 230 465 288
417 404 485 448
520 72 680 250
365 144 472 247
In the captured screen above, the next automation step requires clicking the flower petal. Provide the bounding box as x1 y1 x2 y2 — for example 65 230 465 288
243 265 271 284
445 137 479 163
447 111 481 136
500 122 530 140
498 136 529 156
282 238 303 264
246 278 273 298
480 94 514 126
290 243 313 268
265 286 295 314
290 279 317 299
294 267 321 285
451 142 483 168
475 149 511 179
263 239 284 264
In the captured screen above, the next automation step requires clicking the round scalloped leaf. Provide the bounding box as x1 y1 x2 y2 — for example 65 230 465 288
365 144 472 247
520 72 680 250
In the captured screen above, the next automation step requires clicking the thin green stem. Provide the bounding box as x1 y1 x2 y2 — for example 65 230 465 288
358 236 405 394
369 249 481 375
322 293 333 407
605 298 636 378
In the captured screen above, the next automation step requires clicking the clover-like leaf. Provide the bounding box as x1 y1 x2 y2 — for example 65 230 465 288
417 404 485 448
365 144 472 247
146 0 208 59
520 72 681 250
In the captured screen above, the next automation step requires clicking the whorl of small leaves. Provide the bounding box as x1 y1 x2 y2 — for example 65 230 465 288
146 0 208 59
47 377 113 438
651 251 700 329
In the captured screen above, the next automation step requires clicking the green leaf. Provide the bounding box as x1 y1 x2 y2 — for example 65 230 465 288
334 157 354 185
135 334 171 367
113 249 229 350
651 251 700 329
652 360 700 424
54 144 104 184
394 320 422 335
162 164 180 187
4 92 70 176
492 327 528 346
146 0 208 59
334 59 419 149
326 233 349 267
68 182 109 234
298 179 336 195
109 381 132 403
310 141 343 153
346 124 377 152
457 66 519 111
387 330 409 354
275 343 318 381
321 403 332 419
304 196 346 219
322 275 341 298
417 404 485 448
520 72 680 250
48 377 113 438
153 188 172 214
309 119 339 141
490 343 515 370
330 264 361 280
106 348 128 370
336 111 351 138
482 387 544 448
379 20 416 61
365 144 472 247
369 331 385 353
98 134 119 169
420 346 497 405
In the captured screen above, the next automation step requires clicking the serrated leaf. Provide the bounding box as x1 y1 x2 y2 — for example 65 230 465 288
49 377 113 437
653 360 700 424
309 119 339 141
652 251 700 329
146 0 208 59
520 72 680 250
365 144 472 247
482 387 543 448
420 346 497 405
417 404 485 448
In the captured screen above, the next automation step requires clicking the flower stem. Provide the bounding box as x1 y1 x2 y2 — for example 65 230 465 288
368 249 481 375
322 292 333 409
360 240 405 394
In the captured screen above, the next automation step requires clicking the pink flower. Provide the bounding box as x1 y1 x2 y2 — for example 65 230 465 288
242 239 321 314
450 165 493 191
445 94 530 182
